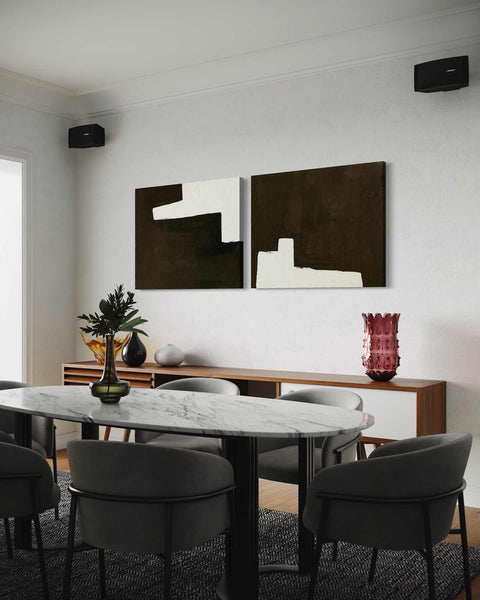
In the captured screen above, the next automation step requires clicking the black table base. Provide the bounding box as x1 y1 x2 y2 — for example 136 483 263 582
258 438 315 576
221 437 315 599
223 437 259 600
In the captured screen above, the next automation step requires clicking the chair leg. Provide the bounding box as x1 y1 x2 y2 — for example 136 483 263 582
30 482 49 600
98 548 107 599
458 492 472 600
368 548 378 584
4 518 13 559
308 536 325 600
63 494 77 600
358 442 367 460
163 503 173 600
332 540 338 561
308 500 329 600
103 426 111 441
422 503 436 600
52 432 59 521
163 553 172 600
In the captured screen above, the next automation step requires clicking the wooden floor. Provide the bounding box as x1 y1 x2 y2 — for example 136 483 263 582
54 450 480 598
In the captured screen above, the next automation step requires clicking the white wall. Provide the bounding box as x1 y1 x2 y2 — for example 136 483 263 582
75 44 480 500
0 101 78 445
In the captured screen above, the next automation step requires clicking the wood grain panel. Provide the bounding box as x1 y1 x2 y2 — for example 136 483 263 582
63 362 443 391
416 381 447 436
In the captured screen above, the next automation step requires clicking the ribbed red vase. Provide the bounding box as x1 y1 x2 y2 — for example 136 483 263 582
362 313 400 382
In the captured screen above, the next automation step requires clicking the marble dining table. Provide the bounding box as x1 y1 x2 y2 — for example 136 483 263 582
0 385 373 600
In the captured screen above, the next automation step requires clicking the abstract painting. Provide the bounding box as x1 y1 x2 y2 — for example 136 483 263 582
251 162 385 288
136 177 243 289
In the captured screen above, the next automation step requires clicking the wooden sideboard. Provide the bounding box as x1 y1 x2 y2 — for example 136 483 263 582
63 361 446 445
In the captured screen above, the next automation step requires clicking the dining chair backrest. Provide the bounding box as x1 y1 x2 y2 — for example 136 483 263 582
258 388 363 462
0 381 28 434
0 441 55 518
136 377 240 444
156 377 240 395
67 440 234 554
0 381 54 457
368 433 471 498
0 430 13 445
303 432 472 549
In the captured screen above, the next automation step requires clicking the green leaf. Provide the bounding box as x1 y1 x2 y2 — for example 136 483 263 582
122 309 139 323
132 329 148 336
99 299 109 314
119 317 147 330
120 322 147 333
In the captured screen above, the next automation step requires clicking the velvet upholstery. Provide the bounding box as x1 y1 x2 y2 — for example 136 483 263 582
0 430 13 445
0 381 55 458
0 441 60 518
135 378 240 455
258 388 363 484
67 440 234 554
303 433 472 550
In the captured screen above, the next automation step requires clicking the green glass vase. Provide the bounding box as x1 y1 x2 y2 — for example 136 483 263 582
90 333 130 403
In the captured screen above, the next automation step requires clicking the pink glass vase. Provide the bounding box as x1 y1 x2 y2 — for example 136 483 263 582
362 313 400 382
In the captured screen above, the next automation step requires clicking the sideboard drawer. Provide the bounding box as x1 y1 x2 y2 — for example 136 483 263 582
280 382 417 440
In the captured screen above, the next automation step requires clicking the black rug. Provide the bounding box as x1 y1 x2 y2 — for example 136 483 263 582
1 472 479 599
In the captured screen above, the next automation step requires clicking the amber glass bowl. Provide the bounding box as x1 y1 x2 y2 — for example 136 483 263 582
80 332 130 365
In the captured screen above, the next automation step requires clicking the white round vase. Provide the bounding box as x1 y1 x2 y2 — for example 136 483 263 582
154 344 185 367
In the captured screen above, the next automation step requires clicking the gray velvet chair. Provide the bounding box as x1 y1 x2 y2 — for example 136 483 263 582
64 440 235 600
0 438 61 600
135 377 240 456
259 388 364 482
303 433 473 600
0 381 59 519
258 388 363 563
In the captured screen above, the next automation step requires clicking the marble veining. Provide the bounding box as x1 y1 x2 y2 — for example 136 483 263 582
0 386 373 439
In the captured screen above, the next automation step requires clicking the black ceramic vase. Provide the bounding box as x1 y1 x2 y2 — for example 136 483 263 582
122 331 147 367
90 333 130 403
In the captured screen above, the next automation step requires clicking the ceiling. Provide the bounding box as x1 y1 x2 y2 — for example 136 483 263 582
0 0 472 93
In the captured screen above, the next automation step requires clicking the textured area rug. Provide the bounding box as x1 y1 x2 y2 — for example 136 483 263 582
0 472 479 599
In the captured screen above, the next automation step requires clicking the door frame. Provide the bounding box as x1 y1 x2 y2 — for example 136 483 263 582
0 147 34 384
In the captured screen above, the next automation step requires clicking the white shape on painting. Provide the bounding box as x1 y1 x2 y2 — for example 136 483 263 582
152 177 240 243
256 238 363 288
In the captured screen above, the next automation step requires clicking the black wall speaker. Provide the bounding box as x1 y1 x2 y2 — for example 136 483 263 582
68 124 105 148
414 56 469 93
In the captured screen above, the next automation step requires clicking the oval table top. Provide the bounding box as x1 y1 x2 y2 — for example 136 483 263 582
0 385 374 439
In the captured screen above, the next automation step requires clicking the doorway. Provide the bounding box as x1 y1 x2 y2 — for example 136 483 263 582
0 157 24 380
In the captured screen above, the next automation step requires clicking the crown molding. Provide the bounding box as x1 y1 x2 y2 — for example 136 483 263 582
0 67 76 119
74 4 480 119
1 4 479 120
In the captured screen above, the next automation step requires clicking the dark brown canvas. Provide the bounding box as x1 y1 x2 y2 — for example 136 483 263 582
136 180 243 289
251 162 386 288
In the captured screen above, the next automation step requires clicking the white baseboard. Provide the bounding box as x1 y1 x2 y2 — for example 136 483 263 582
56 430 81 450
464 487 480 509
